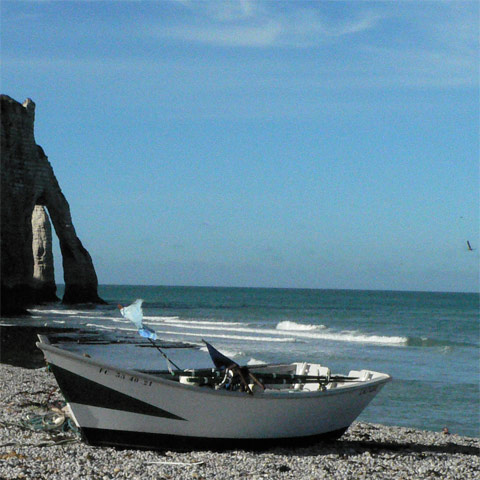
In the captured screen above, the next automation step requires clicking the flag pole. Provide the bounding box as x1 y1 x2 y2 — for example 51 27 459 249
147 337 182 373
118 301 182 374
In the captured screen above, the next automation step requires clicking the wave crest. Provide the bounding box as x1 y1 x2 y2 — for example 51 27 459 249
199 346 242 359
276 321 326 331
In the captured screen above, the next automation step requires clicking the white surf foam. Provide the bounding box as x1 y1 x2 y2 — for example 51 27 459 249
307 330 408 345
199 346 243 358
146 316 246 327
272 327 407 345
143 315 181 323
148 321 405 346
153 329 295 343
151 323 290 339
28 309 84 315
65 314 109 321
247 358 266 366
276 321 326 331
110 318 131 324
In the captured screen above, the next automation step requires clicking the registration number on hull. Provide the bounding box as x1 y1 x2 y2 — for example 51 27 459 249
98 367 153 387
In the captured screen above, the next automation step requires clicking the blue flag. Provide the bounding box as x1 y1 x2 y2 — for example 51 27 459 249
118 299 157 340
138 326 158 340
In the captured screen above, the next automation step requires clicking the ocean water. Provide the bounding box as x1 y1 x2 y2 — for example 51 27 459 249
4 285 479 437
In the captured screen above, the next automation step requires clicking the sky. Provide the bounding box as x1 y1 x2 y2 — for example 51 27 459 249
1 0 479 292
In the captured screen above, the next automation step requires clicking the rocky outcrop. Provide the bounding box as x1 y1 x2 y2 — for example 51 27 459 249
0 95 105 315
31 205 57 303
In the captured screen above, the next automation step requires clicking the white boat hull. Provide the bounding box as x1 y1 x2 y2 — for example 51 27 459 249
38 341 391 449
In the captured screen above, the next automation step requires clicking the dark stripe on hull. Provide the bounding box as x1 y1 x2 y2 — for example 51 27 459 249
81 427 349 451
49 364 185 421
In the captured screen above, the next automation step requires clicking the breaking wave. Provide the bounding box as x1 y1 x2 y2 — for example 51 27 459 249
276 321 326 331
25 306 467 349
156 329 296 343
149 320 406 346
312 331 407 345
87 317 409 346
247 358 266 366
199 346 243 359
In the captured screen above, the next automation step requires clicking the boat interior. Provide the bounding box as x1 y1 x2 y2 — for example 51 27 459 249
37 334 378 395
138 362 372 394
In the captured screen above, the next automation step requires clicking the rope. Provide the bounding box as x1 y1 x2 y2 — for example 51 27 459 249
0 414 80 448
18 408 80 437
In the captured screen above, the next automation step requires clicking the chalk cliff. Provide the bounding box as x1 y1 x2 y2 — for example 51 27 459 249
31 205 57 303
0 95 105 315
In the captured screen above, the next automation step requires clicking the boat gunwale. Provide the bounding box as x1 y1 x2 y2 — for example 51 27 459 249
36 340 392 400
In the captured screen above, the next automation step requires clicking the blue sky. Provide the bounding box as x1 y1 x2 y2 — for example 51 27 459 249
2 0 479 292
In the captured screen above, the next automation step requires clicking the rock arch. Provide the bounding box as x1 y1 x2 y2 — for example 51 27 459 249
0 95 105 315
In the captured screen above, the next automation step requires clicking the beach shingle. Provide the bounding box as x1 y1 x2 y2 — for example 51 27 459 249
0 364 478 480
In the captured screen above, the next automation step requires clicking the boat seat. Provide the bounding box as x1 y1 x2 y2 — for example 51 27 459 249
294 362 308 390
294 363 331 391
349 369 374 381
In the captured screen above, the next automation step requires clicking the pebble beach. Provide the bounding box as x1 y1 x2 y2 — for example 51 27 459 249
1 364 478 479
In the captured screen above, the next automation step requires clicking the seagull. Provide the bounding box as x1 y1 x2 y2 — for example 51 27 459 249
467 241 475 251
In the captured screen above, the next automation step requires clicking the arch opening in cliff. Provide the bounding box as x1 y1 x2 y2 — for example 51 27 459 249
1 94 106 316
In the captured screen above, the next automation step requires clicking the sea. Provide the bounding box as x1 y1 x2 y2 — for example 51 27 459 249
2 285 479 438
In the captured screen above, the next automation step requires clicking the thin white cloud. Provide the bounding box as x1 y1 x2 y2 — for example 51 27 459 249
146 2 383 48
358 43 477 89
205 0 258 22
3 0 477 105
162 20 282 48
277 7 382 39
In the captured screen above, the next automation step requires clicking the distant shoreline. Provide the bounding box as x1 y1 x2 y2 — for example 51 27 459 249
1 363 479 480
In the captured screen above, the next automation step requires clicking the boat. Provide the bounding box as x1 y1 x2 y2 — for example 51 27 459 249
36 335 391 450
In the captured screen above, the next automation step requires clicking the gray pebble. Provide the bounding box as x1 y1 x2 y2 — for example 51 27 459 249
0 364 478 479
